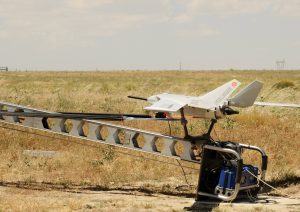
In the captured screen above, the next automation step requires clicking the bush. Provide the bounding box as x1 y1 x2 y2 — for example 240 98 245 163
273 80 295 89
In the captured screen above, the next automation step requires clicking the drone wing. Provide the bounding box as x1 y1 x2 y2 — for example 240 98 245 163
254 102 300 108
189 79 241 109
144 99 186 112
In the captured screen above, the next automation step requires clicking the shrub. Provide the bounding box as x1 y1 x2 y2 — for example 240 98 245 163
273 80 295 89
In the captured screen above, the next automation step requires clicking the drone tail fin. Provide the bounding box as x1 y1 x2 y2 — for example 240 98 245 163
229 80 263 108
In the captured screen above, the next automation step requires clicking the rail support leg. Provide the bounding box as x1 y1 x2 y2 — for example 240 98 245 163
205 119 217 137
180 108 189 139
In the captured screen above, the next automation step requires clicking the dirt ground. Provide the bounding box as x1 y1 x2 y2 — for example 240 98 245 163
0 185 299 212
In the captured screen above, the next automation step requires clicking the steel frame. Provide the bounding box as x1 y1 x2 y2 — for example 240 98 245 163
0 101 201 163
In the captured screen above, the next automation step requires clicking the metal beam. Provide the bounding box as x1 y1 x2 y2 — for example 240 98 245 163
0 101 202 163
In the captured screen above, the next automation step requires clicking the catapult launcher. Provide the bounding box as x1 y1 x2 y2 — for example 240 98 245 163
0 79 298 202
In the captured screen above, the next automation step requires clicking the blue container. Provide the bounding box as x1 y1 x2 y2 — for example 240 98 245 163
217 166 236 190
216 164 258 196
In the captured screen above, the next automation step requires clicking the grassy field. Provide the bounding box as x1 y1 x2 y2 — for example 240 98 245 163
0 70 299 210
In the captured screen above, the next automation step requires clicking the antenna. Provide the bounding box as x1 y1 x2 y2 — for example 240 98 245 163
276 59 285 70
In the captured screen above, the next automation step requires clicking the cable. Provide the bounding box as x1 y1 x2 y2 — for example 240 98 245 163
176 160 191 187
213 128 221 142
0 123 200 171
246 169 300 200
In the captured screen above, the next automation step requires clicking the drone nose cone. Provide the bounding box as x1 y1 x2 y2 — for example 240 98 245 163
147 96 160 104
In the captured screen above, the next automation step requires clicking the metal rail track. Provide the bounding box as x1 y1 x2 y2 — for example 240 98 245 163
0 101 200 163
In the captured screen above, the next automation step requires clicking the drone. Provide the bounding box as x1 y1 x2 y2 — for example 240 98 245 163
0 79 299 202
129 79 299 138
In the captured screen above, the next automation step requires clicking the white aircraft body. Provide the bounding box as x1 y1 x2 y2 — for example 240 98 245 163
142 79 300 120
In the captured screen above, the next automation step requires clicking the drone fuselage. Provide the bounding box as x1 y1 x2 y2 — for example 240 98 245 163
147 93 225 120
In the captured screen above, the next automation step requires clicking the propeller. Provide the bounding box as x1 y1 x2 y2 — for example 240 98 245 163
222 107 239 115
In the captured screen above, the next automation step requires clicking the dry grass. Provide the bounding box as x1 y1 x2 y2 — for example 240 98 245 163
0 70 299 196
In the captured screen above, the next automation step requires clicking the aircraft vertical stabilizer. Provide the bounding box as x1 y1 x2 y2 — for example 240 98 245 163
229 80 263 108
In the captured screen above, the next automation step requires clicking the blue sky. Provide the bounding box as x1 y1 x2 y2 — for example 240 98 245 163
0 0 299 70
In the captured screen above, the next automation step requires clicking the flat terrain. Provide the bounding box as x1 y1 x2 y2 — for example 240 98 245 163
0 184 299 211
0 70 299 211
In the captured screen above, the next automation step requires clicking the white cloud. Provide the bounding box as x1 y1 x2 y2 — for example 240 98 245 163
171 0 300 23
2 0 298 49
0 0 299 70
0 0 167 48
272 0 300 16
65 0 114 9
172 0 272 22
178 26 220 37
293 41 300 47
